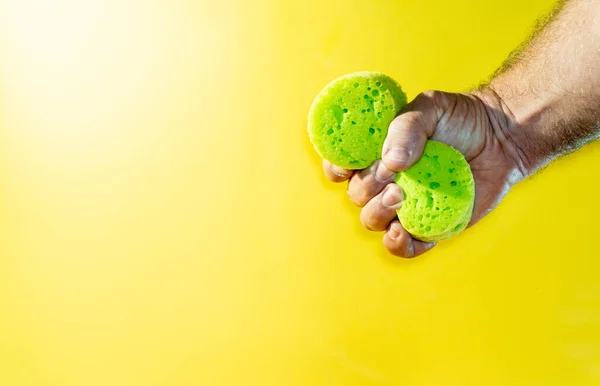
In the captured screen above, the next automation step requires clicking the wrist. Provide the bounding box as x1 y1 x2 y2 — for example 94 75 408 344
484 61 600 176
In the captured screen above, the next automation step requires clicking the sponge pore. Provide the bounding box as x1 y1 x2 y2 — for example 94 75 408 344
394 140 475 242
308 72 407 170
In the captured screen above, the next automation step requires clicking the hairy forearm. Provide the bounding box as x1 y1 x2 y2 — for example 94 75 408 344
482 0 600 177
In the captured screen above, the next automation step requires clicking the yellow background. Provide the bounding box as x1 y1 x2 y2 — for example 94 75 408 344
1 0 599 384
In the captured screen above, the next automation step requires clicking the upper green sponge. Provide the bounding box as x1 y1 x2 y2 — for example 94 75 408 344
308 72 407 170
395 140 475 242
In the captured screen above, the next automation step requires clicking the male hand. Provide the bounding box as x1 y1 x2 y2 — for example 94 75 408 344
322 90 526 257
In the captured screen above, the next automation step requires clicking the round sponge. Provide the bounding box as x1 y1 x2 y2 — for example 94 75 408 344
395 140 475 242
308 72 407 170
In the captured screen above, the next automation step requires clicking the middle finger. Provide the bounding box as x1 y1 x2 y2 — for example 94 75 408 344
347 160 397 207
360 183 404 231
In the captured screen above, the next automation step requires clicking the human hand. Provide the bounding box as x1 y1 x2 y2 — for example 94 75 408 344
322 90 527 257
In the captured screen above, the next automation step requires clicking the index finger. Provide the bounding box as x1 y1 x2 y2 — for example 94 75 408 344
322 159 354 182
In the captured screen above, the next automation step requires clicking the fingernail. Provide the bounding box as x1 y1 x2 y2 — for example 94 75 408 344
384 146 410 164
375 162 395 183
424 242 437 249
388 224 401 240
381 187 403 208
332 165 347 177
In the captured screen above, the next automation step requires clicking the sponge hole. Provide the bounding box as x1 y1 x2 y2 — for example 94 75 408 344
326 129 334 135
368 128 375 135
426 191 434 209
331 105 344 124
450 181 457 186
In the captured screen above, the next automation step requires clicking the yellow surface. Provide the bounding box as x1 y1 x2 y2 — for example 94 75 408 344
1 0 600 384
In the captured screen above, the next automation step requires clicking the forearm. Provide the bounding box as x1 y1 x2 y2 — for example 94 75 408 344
481 0 600 177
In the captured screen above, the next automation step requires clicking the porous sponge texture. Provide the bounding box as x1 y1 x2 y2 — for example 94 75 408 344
308 72 407 170
395 140 475 242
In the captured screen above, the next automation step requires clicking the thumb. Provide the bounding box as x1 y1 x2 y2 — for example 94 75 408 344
381 91 444 172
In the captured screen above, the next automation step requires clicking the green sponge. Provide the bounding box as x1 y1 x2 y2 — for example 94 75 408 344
308 72 407 170
395 140 475 242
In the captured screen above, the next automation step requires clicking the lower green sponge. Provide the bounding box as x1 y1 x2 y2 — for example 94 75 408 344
395 140 475 242
308 72 407 170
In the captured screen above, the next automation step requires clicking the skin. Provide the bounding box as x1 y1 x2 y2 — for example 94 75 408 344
322 0 600 257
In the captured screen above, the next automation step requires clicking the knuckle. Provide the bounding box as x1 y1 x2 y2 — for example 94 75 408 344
347 175 382 207
347 188 369 207
415 90 437 103
360 208 385 232
360 211 375 231
414 90 447 112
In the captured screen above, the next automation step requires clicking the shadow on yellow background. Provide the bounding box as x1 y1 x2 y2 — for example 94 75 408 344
1 0 599 384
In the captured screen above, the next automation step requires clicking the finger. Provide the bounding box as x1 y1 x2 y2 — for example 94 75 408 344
347 160 396 207
383 221 437 258
360 183 404 231
322 159 353 183
381 91 444 172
